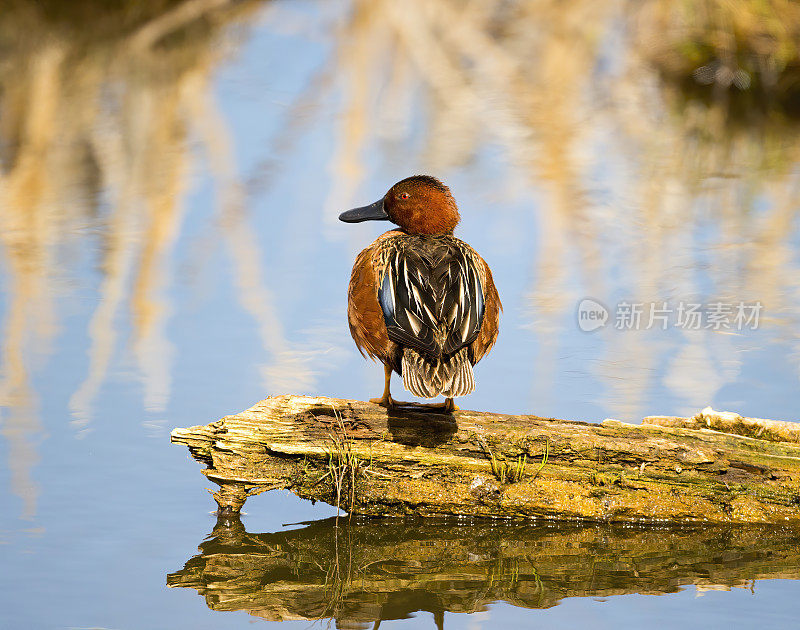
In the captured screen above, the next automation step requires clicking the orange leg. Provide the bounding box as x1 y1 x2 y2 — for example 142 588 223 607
370 364 398 409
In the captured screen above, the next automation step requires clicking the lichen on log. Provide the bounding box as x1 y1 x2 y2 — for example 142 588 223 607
170 395 800 524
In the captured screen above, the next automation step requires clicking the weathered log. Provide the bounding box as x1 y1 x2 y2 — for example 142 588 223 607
170 395 800 524
167 515 800 625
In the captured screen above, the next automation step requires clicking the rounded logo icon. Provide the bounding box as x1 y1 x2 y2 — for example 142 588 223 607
577 298 608 332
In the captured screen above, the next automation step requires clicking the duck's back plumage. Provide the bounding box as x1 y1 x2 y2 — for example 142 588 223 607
379 235 484 359
348 230 500 399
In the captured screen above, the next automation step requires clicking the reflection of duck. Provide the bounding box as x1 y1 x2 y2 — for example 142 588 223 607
340 175 500 411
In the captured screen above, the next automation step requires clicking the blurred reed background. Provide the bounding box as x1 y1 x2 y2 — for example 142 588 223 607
0 0 266 519
1 0 798 520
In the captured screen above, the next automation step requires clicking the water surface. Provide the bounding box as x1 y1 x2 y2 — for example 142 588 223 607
1 0 798 628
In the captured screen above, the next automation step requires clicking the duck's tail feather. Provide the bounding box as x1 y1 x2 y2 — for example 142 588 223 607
401 347 475 398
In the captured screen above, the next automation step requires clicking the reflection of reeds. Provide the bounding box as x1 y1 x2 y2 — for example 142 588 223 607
620 1 800 415
0 0 266 514
0 289 42 520
184 89 318 394
0 0 353 520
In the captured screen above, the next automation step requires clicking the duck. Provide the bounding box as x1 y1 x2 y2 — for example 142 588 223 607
339 175 501 412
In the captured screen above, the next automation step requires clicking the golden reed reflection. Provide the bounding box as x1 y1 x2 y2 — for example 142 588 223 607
168 515 800 627
0 0 312 519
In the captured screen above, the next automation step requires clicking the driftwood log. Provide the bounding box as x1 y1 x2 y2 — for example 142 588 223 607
171 395 800 525
168 516 800 625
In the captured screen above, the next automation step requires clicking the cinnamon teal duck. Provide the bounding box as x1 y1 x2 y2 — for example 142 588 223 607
340 175 501 412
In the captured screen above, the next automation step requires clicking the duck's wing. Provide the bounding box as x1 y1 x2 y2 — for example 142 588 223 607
470 254 501 364
378 238 485 361
347 241 393 362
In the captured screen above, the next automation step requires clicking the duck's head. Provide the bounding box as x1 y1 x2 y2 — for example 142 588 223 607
339 175 460 235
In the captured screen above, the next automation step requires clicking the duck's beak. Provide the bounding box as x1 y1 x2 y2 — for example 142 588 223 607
339 199 390 223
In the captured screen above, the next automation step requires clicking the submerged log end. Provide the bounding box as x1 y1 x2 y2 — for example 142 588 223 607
210 484 249 515
204 471 287 515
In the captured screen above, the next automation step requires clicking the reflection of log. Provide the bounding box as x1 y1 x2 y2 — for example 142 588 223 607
171 395 800 523
167 515 800 627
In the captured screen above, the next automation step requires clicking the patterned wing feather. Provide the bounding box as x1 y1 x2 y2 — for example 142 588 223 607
378 238 485 361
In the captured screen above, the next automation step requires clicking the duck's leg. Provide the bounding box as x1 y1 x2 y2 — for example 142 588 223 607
370 364 397 409
370 364 420 409
369 365 460 411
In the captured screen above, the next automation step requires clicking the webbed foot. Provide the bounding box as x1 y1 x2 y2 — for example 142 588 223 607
444 398 460 412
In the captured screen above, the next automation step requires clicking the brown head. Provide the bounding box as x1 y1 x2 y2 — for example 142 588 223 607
339 175 460 235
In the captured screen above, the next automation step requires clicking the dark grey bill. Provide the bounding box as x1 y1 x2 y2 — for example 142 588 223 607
338 198 390 223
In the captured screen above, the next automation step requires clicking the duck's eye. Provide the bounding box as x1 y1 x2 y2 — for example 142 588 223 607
399 192 410 200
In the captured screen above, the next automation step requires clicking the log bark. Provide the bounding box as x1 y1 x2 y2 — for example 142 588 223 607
167 515 800 624
170 395 800 524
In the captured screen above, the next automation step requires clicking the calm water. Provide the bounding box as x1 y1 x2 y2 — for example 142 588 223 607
1 1 799 628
